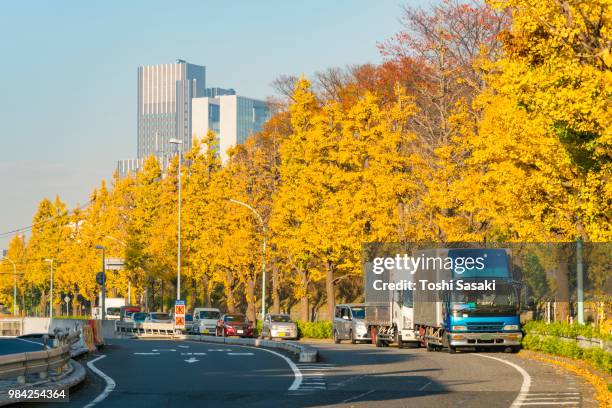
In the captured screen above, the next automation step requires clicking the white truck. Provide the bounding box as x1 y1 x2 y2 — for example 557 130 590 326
364 263 420 348
92 297 125 320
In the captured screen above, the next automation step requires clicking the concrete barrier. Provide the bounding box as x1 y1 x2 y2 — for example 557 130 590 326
181 334 318 363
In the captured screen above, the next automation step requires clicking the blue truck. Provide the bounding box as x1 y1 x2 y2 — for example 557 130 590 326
413 248 522 353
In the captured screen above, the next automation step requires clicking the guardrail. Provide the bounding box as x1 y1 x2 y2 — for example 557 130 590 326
115 321 178 337
0 330 79 384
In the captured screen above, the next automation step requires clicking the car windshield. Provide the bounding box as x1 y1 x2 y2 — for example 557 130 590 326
351 307 365 319
270 315 291 322
151 313 170 320
199 311 220 319
107 308 121 315
225 314 246 322
450 281 519 315
133 313 147 320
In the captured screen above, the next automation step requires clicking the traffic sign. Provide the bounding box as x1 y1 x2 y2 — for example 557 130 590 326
105 258 124 271
64 296 70 303
174 300 185 329
96 272 106 285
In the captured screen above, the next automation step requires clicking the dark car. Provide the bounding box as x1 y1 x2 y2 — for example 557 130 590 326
216 314 254 338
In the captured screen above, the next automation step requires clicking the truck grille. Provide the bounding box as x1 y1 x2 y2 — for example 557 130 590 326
466 322 504 332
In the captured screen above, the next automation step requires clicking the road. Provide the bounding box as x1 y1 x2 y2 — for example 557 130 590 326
64 338 597 408
0 337 44 355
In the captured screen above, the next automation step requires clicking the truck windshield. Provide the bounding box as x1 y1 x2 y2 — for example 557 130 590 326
351 307 365 319
199 311 220 319
450 281 519 316
448 248 510 278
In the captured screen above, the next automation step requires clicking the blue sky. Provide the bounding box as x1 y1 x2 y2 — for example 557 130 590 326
0 0 422 248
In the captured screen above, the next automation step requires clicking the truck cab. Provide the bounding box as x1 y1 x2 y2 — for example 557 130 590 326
192 307 221 335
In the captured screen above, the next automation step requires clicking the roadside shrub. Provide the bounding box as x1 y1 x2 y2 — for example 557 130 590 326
522 328 612 374
523 320 612 342
296 320 332 339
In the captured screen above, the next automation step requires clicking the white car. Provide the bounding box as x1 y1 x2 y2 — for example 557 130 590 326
192 308 221 335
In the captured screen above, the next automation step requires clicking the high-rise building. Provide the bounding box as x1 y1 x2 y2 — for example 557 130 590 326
192 95 270 162
118 60 270 176
137 61 205 158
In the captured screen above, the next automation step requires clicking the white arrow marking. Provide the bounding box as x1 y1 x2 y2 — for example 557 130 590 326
134 352 160 355
184 357 199 363
227 352 254 356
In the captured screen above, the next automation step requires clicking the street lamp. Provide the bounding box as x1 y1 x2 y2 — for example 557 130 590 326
95 245 106 320
1 256 17 316
227 198 267 324
168 138 183 301
44 259 53 318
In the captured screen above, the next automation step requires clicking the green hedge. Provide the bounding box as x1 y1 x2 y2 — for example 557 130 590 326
297 321 332 339
523 320 612 342
255 320 332 339
522 321 612 374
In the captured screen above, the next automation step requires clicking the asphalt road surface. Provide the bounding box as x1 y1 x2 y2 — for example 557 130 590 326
51 338 597 408
0 338 44 355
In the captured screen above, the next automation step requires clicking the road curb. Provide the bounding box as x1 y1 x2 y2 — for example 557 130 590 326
0 359 86 406
179 334 318 363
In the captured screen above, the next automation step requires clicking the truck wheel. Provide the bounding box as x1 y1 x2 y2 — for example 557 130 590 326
376 338 384 348
397 335 404 349
350 330 357 344
426 341 435 352
448 345 457 354
333 330 341 344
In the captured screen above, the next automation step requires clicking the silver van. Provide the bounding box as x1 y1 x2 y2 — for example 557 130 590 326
333 303 370 344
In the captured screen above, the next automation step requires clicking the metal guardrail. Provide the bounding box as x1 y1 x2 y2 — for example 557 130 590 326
115 321 178 336
0 330 80 384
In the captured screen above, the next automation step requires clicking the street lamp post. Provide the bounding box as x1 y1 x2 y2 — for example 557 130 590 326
227 198 267 323
44 259 53 318
169 138 183 301
95 246 106 320
1 256 17 316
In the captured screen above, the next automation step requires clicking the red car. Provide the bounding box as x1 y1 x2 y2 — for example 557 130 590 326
216 314 255 338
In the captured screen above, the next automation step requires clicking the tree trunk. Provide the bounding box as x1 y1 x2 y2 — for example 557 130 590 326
554 244 571 322
225 271 235 313
272 262 280 314
326 262 335 321
246 278 256 323
41 289 46 317
299 268 309 321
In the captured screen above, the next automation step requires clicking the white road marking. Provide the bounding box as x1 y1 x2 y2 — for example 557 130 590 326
178 345 189 348
208 348 232 352
133 352 160 355
418 381 432 391
342 389 375 403
227 352 254 356
520 402 578 406
84 355 116 408
193 352 207 355
17 337 45 346
475 354 531 408
184 357 199 363
152 349 176 352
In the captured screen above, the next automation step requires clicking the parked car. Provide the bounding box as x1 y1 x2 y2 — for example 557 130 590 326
192 308 221 335
120 305 142 322
333 303 370 344
106 307 121 320
132 312 148 324
261 314 298 340
184 313 193 332
216 314 254 338
146 312 172 324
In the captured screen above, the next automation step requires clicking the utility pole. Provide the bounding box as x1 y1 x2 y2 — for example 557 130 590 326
95 246 106 320
576 237 584 324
